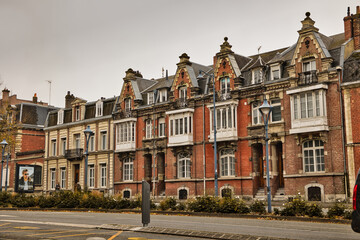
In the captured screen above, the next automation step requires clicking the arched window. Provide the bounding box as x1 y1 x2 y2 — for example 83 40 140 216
123 190 131 199
179 189 188 200
220 149 235 177
123 158 133 181
178 152 191 178
303 140 324 172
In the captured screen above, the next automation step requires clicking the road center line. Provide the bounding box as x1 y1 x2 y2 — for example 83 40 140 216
108 231 123 240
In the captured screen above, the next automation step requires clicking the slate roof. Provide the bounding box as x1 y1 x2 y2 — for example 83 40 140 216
17 103 58 127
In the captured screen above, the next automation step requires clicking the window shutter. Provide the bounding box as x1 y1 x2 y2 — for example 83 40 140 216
34 166 42 185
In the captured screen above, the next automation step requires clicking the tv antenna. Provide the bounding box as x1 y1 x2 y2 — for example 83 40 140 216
47 80 52 105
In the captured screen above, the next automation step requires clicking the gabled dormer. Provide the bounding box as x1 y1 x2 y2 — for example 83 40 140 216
95 99 103 117
71 98 86 122
213 37 244 99
290 12 333 86
248 56 266 84
170 53 193 103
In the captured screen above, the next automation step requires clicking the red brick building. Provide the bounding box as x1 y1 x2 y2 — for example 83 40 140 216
111 9 360 203
0 88 56 192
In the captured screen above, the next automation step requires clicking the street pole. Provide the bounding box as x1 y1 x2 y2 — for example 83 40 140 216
259 98 273 213
212 74 218 197
0 139 8 192
83 126 93 191
5 149 9 191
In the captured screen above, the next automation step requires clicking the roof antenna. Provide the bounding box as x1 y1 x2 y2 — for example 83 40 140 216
166 70 168 80
47 80 52 105
258 46 262 55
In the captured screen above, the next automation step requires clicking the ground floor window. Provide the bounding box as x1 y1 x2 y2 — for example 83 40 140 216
303 140 324 172
100 164 107 187
50 168 56 190
123 158 133 181
178 152 191 179
220 149 235 176
60 168 66 189
89 165 95 188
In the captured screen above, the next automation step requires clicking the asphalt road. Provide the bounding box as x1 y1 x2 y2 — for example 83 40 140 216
0 210 358 240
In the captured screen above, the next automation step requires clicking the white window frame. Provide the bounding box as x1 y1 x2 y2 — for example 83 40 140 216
169 115 192 136
270 99 281 123
148 92 154 105
125 98 131 112
116 121 136 144
60 137 66 156
303 60 316 72
292 90 326 120
220 149 235 177
220 77 230 94
51 139 57 156
60 167 66 189
123 158 133 181
252 68 263 84
74 134 81 149
252 101 262 125
179 87 187 99
178 152 191 179
303 140 325 173
57 109 64 124
146 120 152 139
89 135 95 152
100 164 107 188
50 168 56 190
100 131 107 150
89 165 95 188
270 65 281 80
159 118 165 137
159 89 167 102
95 100 103 117
75 106 80 121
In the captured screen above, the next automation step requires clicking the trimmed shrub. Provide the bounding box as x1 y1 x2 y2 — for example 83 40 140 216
0 192 11 207
159 197 177 211
55 191 81 208
10 193 36 208
280 198 322 217
305 203 323 217
327 202 346 218
187 196 219 213
38 195 56 208
250 200 266 214
176 202 186 211
218 197 250 214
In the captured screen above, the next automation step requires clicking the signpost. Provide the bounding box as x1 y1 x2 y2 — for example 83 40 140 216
142 180 150 227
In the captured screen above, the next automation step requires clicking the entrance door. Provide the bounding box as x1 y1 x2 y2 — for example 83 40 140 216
277 143 284 188
252 144 264 187
74 164 80 190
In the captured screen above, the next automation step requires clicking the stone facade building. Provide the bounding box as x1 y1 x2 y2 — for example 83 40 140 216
44 92 115 193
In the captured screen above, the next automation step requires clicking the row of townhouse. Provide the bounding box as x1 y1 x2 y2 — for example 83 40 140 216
41 8 360 203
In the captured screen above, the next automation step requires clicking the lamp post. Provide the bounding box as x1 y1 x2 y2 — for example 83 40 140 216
83 126 94 191
5 146 10 192
259 98 273 213
0 139 8 192
198 70 218 197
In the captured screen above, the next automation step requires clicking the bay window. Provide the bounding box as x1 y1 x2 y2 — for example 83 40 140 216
166 109 194 146
115 119 136 152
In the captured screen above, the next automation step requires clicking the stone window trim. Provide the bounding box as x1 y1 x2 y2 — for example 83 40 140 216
122 188 132 199
177 152 191 179
304 183 324 202
177 186 190 200
219 149 236 177
270 98 282 123
95 100 103 117
220 185 234 198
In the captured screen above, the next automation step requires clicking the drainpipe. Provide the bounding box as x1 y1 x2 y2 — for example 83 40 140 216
337 66 348 199
203 100 206 195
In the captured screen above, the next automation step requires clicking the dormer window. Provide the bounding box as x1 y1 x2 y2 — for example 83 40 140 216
271 65 281 80
252 68 263 84
96 100 103 117
179 87 187 99
75 106 80 121
148 92 154 105
159 89 167 102
57 109 64 125
303 60 316 72
125 98 131 112
220 77 230 94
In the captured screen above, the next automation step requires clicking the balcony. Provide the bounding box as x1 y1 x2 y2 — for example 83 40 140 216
168 134 193 147
218 91 231 101
115 141 136 152
209 128 237 142
64 148 83 161
175 98 187 108
120 109 134 118
298 71 317 85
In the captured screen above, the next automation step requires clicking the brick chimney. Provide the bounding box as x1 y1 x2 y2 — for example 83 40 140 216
344 6 360 49
65 91 75 108
2 88 9 102
32 93 38 104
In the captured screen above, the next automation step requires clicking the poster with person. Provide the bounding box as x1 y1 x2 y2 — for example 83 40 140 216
17 166 34 192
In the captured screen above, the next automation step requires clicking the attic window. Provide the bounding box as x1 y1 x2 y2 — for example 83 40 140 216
126 85 130 92
125 98 131 112
159 89 167 103
252 68 263 84
75 106 80 121
181 71 185 79
222 61 226 68
148 92 154 105
57 109 64 124
96 100 103 117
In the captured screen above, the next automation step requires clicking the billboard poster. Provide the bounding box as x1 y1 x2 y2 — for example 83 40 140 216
16 165 34 192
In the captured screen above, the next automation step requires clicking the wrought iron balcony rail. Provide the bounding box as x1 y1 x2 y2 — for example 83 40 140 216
64 148 83 160
298 71 317 85
176 98 188 108
218 91 231 101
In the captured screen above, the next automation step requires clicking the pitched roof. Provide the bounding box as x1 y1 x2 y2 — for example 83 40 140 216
18 103 58 127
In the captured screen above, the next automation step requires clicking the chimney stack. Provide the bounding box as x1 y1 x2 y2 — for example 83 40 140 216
344 6 360 49
2 88 10 102
33 93 38 104
65 91 75 108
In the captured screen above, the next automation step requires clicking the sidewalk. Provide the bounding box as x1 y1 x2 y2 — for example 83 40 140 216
100 223 291 240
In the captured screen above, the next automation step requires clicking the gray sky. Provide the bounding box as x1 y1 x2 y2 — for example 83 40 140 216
0 0 358 107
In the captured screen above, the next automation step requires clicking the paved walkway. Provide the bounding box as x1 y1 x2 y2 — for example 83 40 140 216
100 223 291 240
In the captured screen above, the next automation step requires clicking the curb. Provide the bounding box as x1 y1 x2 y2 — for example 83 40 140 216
99 224 291 240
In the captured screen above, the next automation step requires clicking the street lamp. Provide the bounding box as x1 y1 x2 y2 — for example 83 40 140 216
259 98 273 213
83 126 94 191
198 70 218 197
0 139 8 192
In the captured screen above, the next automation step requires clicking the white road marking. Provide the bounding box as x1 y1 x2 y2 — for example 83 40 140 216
0 219 98 229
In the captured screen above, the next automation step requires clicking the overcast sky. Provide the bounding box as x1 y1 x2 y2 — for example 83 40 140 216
0 0 358 108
